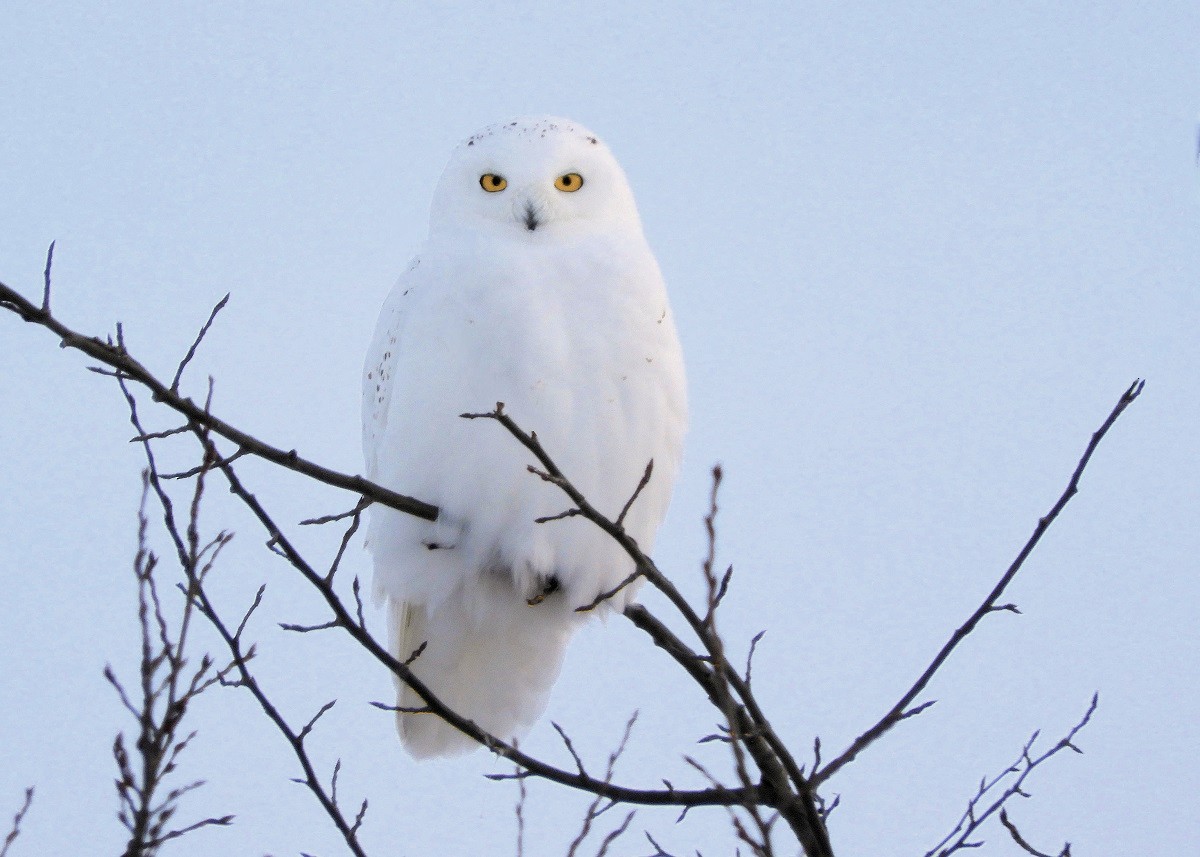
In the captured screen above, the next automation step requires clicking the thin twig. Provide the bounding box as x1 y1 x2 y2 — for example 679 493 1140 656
552 722 588 777
535 507 582 523
575 567 645 613
592 810 637 857
0 788 34 857
696 468 776 857
325 498 370 583
130 425 191 442
160 447 248 479
41 241 54 313
564 713 641 857
171 293 230 392
280 620 340 634
301 497 372 526
744 631 766 687
999 809 1071 857
616 460 654 528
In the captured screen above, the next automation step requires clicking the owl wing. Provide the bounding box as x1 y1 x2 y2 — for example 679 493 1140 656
362 257 420 480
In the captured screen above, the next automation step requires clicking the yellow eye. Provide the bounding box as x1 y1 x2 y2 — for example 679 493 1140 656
479 173 507 192
554 172 584 192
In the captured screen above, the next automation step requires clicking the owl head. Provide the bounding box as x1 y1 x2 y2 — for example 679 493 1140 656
428 117 644 241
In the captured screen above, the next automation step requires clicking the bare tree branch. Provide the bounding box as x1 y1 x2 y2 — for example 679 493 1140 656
923 695 1097 857
118 387 374 856
2 272 1144 857
106 474 235 857
565 713 640 857
464 406 833 856
695 467 776 856
110 378 763 815
0 280 437 521
813 381 1144 787
204 431 760 809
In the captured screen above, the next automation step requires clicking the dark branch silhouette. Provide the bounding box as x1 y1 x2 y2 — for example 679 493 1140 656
120 392 373 857
0 269 1142 856
923 695 1096 857
106 475 235 856
999 808 1072 857
0 788 33 857
0 278 437 522
114 374 764 815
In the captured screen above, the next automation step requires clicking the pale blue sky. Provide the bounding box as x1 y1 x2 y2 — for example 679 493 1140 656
2 3 1197 855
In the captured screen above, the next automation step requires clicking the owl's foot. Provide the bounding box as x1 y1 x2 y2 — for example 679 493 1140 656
526 575 560 606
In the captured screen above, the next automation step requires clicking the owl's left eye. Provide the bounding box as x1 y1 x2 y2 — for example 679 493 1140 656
480 173 508 192
554 173 584 192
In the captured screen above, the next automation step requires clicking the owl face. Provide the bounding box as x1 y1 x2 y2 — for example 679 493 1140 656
429 117 643 241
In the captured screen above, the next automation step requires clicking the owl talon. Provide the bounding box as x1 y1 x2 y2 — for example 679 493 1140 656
527 575 560 606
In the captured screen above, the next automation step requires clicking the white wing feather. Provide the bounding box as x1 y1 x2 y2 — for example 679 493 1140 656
362 258 418 480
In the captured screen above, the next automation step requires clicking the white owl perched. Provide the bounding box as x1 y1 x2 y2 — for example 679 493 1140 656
362 117 687 758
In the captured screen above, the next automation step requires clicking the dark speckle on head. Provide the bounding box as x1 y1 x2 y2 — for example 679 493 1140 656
460 118 602 152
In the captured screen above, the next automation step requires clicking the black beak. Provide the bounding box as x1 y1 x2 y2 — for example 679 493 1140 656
522 200 539 231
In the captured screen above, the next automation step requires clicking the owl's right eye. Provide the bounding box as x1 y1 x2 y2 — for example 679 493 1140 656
479 173 508 192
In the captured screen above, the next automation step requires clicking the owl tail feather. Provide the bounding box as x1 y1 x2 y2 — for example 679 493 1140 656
389 590 576 759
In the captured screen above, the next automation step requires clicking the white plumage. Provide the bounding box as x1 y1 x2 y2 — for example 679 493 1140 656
362 117 686 758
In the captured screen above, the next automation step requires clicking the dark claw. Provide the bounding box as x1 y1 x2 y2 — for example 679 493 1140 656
527 575 560 606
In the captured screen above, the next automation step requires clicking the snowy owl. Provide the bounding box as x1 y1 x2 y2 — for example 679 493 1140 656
362 117 687 758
